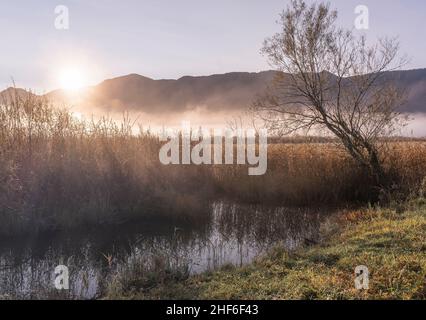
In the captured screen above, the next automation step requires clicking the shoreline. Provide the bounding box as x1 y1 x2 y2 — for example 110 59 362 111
105 201 426 300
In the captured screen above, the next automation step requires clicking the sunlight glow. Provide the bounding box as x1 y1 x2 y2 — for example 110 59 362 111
58 67 88 91
72 111 83 121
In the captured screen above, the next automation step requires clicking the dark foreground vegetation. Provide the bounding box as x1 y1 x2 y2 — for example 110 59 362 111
1 92 426 237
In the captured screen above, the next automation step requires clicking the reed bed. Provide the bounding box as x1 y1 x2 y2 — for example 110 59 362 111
1 91 426 236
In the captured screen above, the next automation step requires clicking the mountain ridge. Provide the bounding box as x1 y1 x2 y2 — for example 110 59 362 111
1 69 426 114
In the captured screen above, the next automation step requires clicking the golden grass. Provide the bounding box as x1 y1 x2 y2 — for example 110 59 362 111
1 92 426 236
107 201 426 300
213 142 426 205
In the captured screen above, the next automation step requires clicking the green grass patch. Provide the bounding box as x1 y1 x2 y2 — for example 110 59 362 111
106 204 426 300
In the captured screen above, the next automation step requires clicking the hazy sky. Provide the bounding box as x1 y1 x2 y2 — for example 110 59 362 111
1 0 425 92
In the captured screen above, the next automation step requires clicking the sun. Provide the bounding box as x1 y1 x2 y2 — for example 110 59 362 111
58 67 87 91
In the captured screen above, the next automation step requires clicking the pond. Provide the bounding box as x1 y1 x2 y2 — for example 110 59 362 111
0 201 329 299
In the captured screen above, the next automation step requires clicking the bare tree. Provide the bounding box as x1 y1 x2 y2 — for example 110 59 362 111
254 0 407 186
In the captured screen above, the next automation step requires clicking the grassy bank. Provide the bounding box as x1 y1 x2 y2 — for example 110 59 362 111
106 200 426 300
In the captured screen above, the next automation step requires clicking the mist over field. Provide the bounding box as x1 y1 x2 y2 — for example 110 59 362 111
403 113 426 136
3 69 426 135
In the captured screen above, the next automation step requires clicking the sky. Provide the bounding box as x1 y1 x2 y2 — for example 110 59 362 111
1 0 426 92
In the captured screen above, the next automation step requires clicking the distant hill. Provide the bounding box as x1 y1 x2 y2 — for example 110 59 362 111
386 69 426 113
44 71 276 114
2 69 426 114
0 87 37 104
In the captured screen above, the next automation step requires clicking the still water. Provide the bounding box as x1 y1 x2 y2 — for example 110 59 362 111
0 201 327 299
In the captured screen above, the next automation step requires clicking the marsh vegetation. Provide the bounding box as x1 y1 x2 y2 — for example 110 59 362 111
1 89 426 299
1 90 426 237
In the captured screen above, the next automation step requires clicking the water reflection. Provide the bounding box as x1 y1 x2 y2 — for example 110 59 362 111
0 201 327 299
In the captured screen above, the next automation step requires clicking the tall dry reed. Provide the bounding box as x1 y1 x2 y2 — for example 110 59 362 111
1 90 426 236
